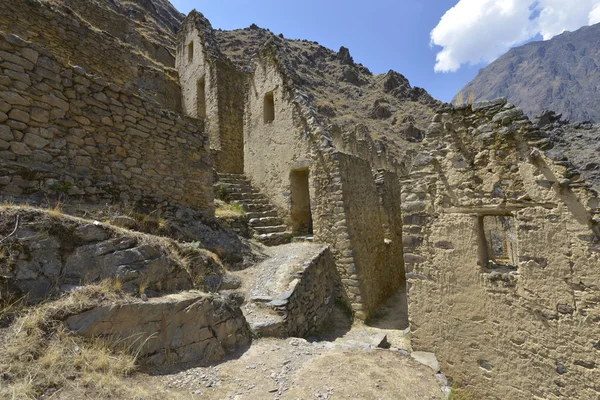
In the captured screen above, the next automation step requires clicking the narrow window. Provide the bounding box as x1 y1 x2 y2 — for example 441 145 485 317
478 215 518 267
197 77 206 118
263 91 275 123
187 41 194 63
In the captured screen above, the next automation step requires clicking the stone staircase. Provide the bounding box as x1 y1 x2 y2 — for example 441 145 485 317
216 173 292 246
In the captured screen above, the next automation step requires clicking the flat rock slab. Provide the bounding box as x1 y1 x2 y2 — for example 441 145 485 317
411 351 441 373
247 242 328 299
66 291 250 365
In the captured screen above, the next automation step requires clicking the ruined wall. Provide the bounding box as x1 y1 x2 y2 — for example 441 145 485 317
0 31 213 211
266 246 338 337
407 99 600 399
0 0 180 111
244 55 312 221
336 154 406 319
176 12 244 173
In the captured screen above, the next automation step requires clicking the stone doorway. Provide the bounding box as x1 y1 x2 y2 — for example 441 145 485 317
290 168 313 235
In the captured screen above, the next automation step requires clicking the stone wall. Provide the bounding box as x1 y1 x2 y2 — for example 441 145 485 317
0 31 213 212
265 246 338 337
337 153 406 319
176 11 245 173
0 0 181 111
407 99 600 398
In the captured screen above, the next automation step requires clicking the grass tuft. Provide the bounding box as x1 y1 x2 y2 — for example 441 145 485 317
215 199 246 218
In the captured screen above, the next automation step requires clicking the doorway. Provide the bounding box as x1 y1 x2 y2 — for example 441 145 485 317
290 168 313 235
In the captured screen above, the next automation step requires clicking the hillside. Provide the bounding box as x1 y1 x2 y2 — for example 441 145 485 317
455 23 600 122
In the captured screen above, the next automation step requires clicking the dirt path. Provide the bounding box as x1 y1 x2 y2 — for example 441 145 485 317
150 335 446 400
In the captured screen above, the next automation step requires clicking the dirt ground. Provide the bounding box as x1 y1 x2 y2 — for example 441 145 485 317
148 336 445 400
142 294 447 400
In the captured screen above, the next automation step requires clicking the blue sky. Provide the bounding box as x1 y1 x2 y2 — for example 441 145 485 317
170 0 600 102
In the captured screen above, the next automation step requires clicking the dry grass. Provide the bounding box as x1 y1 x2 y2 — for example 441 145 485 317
215 199 246 218
0 282 145 399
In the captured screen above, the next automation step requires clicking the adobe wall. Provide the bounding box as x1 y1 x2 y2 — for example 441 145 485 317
243 53 312 221
0 31 213 212
176 12 244 173
0 0 181 111
407 99 600 398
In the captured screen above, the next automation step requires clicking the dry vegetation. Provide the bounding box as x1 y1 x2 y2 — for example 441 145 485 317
214 199 246 218
0 283 138 399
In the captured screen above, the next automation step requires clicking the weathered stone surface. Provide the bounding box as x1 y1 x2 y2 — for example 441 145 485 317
10 141 31 155
1 209 223 303
23 132 50 149
66 292 251 365
406 103 600 399
411 352 440 373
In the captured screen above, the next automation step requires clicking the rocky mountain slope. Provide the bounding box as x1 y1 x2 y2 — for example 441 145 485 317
536 111 600 193
455 23 600 122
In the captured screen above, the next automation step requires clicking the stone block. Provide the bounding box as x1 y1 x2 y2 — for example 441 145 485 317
66 293 250 365
23 132 50 149
10 141 31 155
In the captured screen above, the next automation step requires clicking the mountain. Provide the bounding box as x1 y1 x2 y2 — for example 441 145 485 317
455 23 600 122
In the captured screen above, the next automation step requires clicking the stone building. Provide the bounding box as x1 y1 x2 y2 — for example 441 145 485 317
403 99 600 398
175 11 408 320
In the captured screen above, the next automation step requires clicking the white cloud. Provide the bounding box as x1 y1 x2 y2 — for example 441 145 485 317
590 3 600 24
431 0 600 73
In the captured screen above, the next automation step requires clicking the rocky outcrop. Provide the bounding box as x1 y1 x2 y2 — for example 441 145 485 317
0 208 228 303
66 291 251 366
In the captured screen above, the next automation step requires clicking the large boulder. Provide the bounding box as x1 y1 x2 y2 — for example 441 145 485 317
66 292 250 365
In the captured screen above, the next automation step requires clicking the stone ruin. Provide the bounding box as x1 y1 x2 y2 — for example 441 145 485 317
0 2 599 398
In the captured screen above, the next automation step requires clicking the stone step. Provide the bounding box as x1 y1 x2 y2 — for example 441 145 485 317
252 225 288 234
246 210 278 219
217 177 252 185
235 199 271 207
216 185 260 195
255 231 293 246
249 216 283 227
214 182 253 189
227 192 266 201
217 173 247 179
239 202 273 212
293 235 314 243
